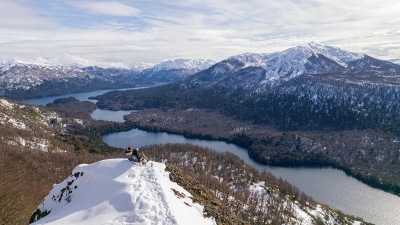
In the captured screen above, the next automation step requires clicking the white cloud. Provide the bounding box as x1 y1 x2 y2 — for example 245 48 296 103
1 0 400 66
0 1 55 29
75 1 140 17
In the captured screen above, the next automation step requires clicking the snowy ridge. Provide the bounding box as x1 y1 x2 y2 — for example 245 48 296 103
0 61 93 91
219 42 366 86
1 59 47 71
304 42 365 66
146 59 215 73
30 159 216 225
225 42 365 69
129 62 154 72
227 52 271 68
138 59 216 83
0 58 214 74
189 42 385 93
0 58 216 98
0 98 68 152
0 58 153 73
0 58 81 73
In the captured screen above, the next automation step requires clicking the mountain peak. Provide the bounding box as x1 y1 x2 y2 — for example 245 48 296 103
150 58 216 73
307 41 324 49
30 159 216 225
221 42 365 72
302 42 365 66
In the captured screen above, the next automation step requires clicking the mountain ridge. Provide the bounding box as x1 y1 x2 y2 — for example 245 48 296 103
185 42 399 95
0 58 215 100
29 159 217 225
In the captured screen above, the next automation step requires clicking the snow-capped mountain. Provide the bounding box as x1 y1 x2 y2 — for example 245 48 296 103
150 59 215 72
261 42 364 82
176 42 400 132
29 159 216 225
0 58 214 100
0 60 95 89
186 42 400 93
139 59 215 83
93 42 400 133
224 42 364 70
0 60 127 99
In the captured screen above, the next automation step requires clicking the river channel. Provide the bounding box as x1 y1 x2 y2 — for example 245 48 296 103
22 89 400 225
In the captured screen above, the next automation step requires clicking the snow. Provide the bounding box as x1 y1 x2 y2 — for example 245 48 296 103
31 159 216 225
129 62 154 72
147 59 215 73
222 42 367 89
0 98 14 109
227 52 270 68
227 42 364 70
306 42 365 66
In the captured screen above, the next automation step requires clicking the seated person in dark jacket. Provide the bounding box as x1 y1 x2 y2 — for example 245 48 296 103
125 147 147 163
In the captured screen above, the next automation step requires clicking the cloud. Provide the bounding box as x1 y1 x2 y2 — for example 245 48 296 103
1 0 400 66
75 1 140 17
0 1 55 29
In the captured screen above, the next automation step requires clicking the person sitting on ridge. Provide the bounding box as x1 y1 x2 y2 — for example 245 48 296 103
125 146 135 162
125 147 148 164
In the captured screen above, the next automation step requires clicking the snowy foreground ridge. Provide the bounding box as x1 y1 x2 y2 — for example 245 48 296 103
30 159 216 225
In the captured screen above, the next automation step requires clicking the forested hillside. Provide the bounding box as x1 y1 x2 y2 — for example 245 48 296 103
1 98 368 224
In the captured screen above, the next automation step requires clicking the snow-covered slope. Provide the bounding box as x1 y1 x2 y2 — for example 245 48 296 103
0 58 215 99
224 42 364 70
149 59 215 73
0 98 72 152
0 60 92 89
186 42 399 93
261 42 364 82
30 159 216 225
139 59 215 83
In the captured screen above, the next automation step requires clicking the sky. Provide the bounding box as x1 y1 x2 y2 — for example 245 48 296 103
1 0 400 68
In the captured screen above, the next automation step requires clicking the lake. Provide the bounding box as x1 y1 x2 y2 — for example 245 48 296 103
22 89 400 225
21 88 137 122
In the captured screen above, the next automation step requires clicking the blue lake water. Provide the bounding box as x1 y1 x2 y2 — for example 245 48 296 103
21 88 137 122
22 89 400 225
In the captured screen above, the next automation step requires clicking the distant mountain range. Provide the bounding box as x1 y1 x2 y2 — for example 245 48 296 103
2 42 400 133
0 59 215 100
185 42 400 92
94 42 400 133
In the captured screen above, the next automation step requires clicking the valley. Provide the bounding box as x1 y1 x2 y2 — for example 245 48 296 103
25 88 400 225
2 42 400 224
0 97 370 225
122 107 400 195
91 43 400 195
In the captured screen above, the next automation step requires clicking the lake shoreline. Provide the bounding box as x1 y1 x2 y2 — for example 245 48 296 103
123 122 400 197
21 88 400 225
